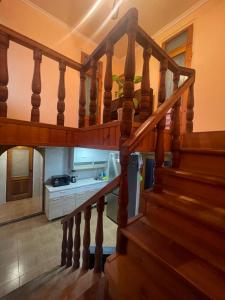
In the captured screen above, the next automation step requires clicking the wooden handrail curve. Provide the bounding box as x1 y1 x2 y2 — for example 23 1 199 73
0 24 82 71
121 74 195 155
61 175 121 223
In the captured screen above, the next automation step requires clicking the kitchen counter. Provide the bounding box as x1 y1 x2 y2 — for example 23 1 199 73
45 178 108 192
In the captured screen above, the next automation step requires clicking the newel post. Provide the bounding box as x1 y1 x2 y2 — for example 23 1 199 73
171 70 181 168
0 32 9 117
117 9 138 254
89 58 97 126
57 61 66 126
103 40 114 123
186 82 194 132
31 49 42 122
79 70 86 128
154 59 168 192
139 47 152 121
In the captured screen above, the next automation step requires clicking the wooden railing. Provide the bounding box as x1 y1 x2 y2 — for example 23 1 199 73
0 24 81 124
61 176 120 272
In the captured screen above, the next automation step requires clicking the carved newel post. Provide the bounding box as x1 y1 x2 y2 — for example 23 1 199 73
57 61 66 126
31 49 42 122
103 40 113 123
89 59 97 126
139 47 152 121
0 33 9 117
186 81 195 132
117 8 138 254
78 70 86 128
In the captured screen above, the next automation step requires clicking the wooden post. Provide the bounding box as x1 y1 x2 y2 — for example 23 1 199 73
103 41 113 123
94 196 105 273
57 61 66 126
82 206 91 270
73 212 81 269
117 9 138 254
0 33 9 117
171 70 181 168
186 83 194 132
66 217 74 267
79 70 86 128
139 47 152 122
89 59 97 126
31 49 42 122
154 59 168 192
61 221 68 266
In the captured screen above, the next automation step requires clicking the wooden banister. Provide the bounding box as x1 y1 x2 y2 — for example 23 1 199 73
31 49 42 122
61 175 120 223
0 25 81 71
121 74 195 155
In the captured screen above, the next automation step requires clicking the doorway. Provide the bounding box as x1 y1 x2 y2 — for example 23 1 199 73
162 25 193 132
0 147 44 224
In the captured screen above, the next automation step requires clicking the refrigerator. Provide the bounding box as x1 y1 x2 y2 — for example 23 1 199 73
106 152 142 223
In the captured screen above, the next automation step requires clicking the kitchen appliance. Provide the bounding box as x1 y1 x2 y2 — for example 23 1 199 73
106 152 142 223
70 170 77 183
51 175 70 187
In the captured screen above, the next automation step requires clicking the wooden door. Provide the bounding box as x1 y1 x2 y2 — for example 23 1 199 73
7 147 33 201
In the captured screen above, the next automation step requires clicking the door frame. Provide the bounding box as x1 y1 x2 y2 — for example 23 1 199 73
6 146 34 202
81 51 103 125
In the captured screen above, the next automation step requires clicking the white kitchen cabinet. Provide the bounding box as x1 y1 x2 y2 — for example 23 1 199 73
45 180 107 220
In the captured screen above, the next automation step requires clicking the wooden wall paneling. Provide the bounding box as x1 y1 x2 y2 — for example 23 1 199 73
0 32 9 117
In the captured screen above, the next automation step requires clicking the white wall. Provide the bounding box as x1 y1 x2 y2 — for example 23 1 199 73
0 152 7 204
33 150 43 198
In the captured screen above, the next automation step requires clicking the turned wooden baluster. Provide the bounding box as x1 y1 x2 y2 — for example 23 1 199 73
31 49 42 122
73 212 81 269
154 59 168 192
82 206 91 270
117 9 138 254
57 61 66 126
103 40 114 123
78 70 86 128
186 82 194 132
66 217 74 267
94 196 105 273
0 33 9 117
139 47 152 122
89 59 97 126
61 221 68 266
171 70 181 168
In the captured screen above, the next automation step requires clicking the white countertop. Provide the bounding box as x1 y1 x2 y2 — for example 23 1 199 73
45 178 108 192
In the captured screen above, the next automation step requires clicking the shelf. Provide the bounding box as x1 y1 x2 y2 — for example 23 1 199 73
73 161 107 171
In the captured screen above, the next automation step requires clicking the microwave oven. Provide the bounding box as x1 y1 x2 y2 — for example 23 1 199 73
51 175 70 187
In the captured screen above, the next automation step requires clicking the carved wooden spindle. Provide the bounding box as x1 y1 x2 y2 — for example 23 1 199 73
117 9 138 254
171 71 181 168
73 212 81 269
61 221 68 266
89 59 97 126
31 49 42 122
139 47 152 122
78 71 86 128
66 217 74 267
154 59 168 192
186 83 194 132
57 62 66 126
103 41 114 123
94 196 105 273
82 206 91 270
0 33 9 117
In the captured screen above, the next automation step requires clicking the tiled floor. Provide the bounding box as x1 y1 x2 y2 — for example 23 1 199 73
0 197 42 225
0 208 117 298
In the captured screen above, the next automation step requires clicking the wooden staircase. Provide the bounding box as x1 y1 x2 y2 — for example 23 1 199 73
105 144 225 299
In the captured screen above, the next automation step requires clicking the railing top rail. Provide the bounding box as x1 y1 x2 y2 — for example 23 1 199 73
0 24 82 71
121 74 195 154
81 8 138 72
61 175 121 223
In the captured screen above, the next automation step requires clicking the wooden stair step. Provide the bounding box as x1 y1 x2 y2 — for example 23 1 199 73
75 276 108 300
161 168 225 208
121 217 225 299
145 206 225 273
179 148 225 177
143 190 225 233
2 268 103 300
105 253 176 300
